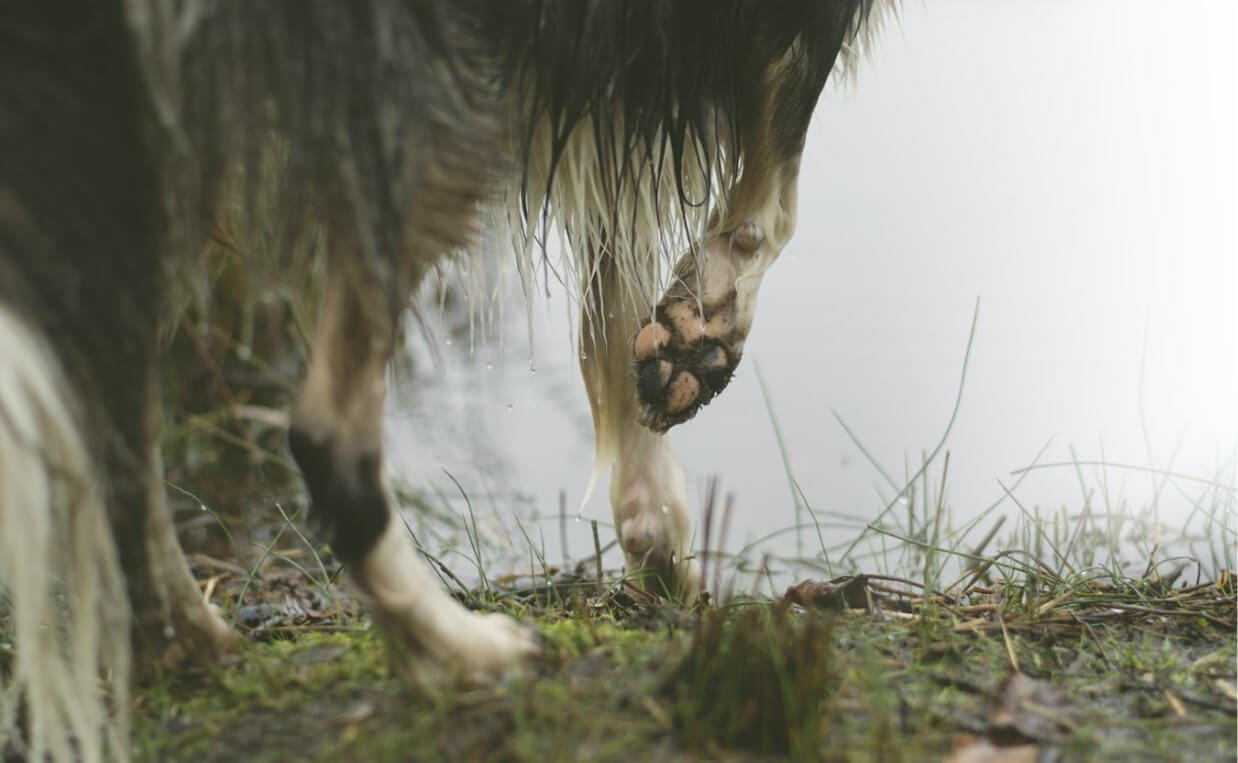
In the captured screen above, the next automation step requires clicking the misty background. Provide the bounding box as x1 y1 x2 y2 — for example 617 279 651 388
387 0 1237 579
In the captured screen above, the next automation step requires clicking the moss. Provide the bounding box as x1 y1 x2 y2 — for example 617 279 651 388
130 597 1236 762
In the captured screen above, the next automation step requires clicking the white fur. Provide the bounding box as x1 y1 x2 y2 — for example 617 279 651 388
357 515 537 682
509 112 732 523
0 306 129 763
508 0 897 321
512 112 734 334
610 419 701 598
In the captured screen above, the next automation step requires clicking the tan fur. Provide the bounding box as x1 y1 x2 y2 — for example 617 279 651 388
563 41 830 597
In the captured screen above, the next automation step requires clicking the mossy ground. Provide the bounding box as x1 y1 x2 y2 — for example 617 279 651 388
131 566 1236 762
130 250 1236 761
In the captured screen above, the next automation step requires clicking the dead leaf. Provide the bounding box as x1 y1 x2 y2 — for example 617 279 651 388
784 576 870 611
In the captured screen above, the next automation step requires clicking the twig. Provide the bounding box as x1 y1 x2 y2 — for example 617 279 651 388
592 519 603 597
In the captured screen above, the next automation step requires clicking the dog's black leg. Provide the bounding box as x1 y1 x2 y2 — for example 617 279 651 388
289 232 536 682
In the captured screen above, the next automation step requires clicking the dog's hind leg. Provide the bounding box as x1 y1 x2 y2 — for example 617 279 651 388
581 251 704 604
112 364 240 670
632 42 845 433
289 237 536 683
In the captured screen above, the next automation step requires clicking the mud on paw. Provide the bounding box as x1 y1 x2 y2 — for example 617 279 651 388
631 300 740 432
630 223 767 432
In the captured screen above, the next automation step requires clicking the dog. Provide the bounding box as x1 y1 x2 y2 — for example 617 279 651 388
0 1 888 759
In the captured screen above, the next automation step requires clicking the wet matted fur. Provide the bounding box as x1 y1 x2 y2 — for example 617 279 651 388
0 1 890 759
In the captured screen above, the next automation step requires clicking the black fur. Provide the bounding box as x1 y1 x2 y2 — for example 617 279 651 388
288 430 390 567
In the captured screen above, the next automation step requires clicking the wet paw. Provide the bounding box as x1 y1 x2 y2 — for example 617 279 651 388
630 224 765 432
632 302 739 432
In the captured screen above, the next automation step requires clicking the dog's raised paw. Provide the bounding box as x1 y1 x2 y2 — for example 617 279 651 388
633 312 736 432
631 223 766 432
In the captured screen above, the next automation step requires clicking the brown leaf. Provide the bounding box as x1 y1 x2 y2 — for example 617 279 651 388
784 576 870 611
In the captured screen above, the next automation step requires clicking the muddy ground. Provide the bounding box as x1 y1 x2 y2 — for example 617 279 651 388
130 316 1238 761
132 527 1236 763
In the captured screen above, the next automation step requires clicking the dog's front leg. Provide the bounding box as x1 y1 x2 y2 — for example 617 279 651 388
632 40 840 433
581 251 704 604
289 235 536 683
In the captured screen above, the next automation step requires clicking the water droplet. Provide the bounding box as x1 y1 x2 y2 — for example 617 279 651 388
529 367 537 375
445 338 453 346
485 361 494 370
199 504 207 512
580 352 589 360
506 403 514 412
660 504 670 514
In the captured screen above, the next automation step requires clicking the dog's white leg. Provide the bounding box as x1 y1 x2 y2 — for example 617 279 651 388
573 44 828 592
581 257 703 603
359 514 539 682
609 420 703 603
289 239 536 682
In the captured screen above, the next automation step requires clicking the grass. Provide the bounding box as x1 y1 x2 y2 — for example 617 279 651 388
132 548 1236 762
127 286 1236 760
2 213 1230 761
3 312 1233 761
139 382 1238 762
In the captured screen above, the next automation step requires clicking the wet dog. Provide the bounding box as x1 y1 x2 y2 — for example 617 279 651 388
0 1 888 759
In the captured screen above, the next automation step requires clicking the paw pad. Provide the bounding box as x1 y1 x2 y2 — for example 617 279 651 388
629 223 766 432
632 305 737 432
